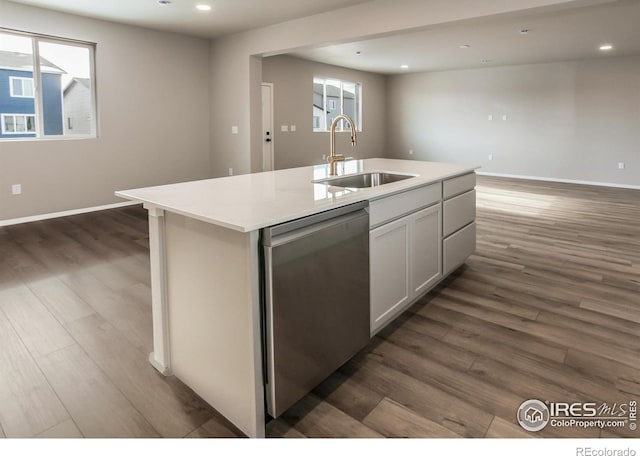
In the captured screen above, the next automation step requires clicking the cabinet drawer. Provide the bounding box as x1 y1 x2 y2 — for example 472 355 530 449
443 173 476 199
443 190 476 237
369 183 441 228
443 221 476 276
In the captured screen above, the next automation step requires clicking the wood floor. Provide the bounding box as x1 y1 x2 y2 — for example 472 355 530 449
0 176 638 438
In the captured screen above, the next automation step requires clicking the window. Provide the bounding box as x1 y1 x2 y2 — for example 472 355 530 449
2 114 36 134
0 28 96 139
10 77 34 97
313 77 362 132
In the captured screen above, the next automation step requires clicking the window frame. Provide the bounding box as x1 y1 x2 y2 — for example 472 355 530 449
0 27 98 141
9 76 35 98
313 77 362 133
1 113 37 135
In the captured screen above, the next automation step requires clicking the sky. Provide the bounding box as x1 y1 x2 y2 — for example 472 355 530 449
0 31 91 86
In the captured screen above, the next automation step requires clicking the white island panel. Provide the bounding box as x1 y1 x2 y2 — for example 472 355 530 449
164 213 264 437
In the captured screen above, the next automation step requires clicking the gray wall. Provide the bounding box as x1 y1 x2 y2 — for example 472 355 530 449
386 56 640 187
262 55 386 169
0 1 211 221
207 0 577 178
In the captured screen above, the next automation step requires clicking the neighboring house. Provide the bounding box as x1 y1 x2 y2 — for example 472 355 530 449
0 50 65 138
63 77 92 135
313 81 356 130
313 83 340 129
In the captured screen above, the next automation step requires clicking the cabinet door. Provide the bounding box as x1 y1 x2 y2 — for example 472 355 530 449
370 216 410 335
410 204 442 296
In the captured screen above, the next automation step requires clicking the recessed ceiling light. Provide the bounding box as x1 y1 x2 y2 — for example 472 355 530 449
459 44 470 49
196 4 212 11
599 44 613 51
157 0 171 4
400 64 409 69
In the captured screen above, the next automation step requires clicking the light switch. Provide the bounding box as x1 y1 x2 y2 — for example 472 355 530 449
618 162 625 169
488 115 493 121
11 184 22 195
502 115 508 121
409 149 414 155
281 125 288 132
231 126 238 134
290 125 296 132
488 154 493 161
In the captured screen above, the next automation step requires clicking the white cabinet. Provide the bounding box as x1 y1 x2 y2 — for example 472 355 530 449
370 202 442 335
442 173 476 277
369 183 440 229
411 204 442 296
370 216 410 333
443 221 476 275
369 172 476 336
443 189 476 237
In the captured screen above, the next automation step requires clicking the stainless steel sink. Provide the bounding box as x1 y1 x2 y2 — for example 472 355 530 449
314 172 416 188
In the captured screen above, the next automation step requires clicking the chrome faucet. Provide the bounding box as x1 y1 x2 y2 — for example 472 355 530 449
328 114 357 175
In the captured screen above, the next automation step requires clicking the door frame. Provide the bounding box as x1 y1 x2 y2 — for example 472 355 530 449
261 82 274 172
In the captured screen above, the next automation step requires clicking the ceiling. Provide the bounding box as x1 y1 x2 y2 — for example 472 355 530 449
7 0 373 39
292 0 640 74
9 0 640 74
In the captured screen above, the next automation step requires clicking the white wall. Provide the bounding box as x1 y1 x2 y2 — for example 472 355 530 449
0 1 211 221
386 56 640 187
262 55 386 169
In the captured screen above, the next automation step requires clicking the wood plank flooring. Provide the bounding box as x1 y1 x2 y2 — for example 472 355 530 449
0 176 638 438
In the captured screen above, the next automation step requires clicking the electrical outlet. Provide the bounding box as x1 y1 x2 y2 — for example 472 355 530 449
488 154 493 161
409 149 413 155
12 184 22 195
280 125 288 132
228 168 233 176
618 162 625 169
322 154 326 160
290 125 296 132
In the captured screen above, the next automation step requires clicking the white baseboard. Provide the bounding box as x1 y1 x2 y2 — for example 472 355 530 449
0 201 141 227
475 171 640 190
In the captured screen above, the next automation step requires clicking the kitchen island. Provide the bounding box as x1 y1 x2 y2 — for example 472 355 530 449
115 158 478 437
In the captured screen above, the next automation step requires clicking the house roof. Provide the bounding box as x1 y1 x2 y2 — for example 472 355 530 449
63 77 91 94
0 50 65 74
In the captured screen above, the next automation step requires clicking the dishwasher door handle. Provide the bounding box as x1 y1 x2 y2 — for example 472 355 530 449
265 209 368 248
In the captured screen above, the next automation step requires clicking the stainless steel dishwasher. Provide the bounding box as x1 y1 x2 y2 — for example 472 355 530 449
261 201 370 418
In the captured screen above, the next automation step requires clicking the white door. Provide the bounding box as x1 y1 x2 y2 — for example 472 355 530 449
411 203 442 296
261 83 274 171
370 215 411 335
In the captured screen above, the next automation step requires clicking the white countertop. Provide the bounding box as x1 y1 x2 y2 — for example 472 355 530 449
115 158 478 232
